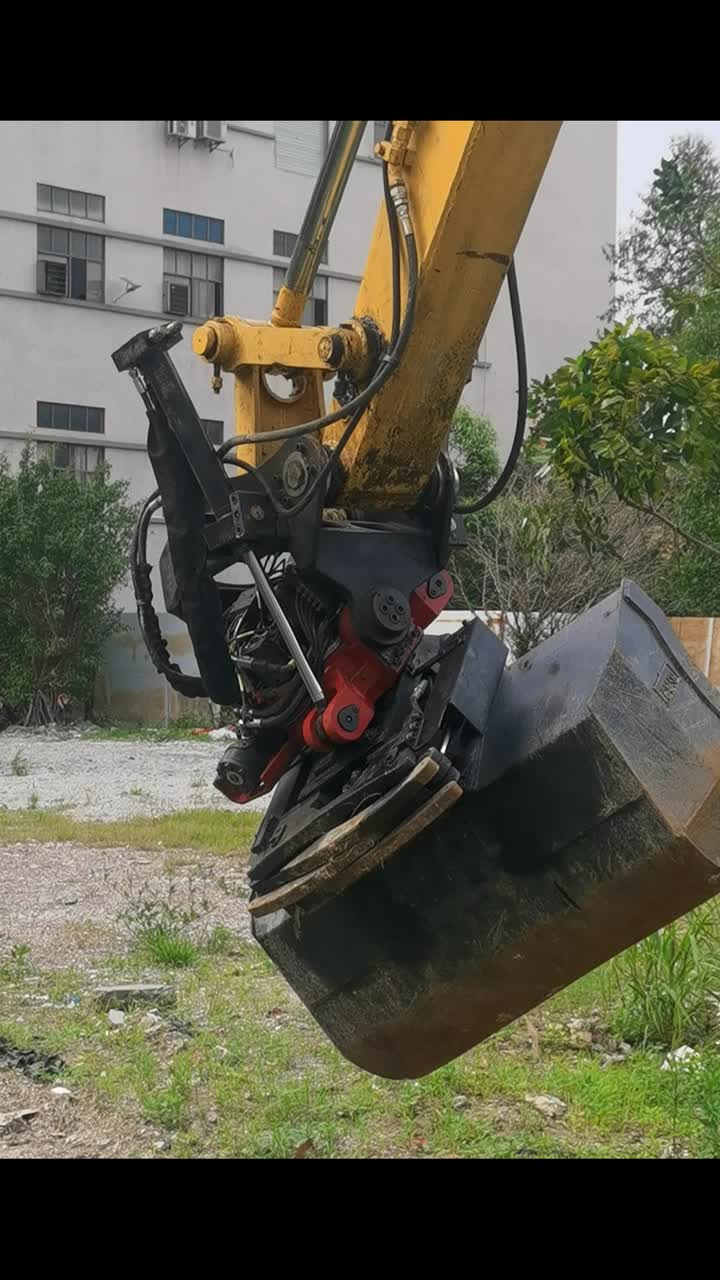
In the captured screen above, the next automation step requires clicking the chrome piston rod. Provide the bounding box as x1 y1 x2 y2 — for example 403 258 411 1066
243 549 325 709
280 121 368 309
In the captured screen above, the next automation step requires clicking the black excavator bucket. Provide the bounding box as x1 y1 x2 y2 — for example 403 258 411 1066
252 581 720 1079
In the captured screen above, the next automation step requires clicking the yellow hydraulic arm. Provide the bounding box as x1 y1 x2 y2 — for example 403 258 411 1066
192 121 561 507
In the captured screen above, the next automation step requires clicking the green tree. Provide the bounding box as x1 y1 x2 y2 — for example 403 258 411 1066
534 131 720 616
528 322 720 565
449 410 664 655
450 405 499 504
607 135 720 335
0 447 136 725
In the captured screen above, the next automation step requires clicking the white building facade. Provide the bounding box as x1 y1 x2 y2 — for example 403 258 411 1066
0 119 617 626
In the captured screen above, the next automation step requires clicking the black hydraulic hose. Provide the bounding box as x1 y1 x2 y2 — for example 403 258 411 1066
131 488 159 564
383 120 401 347
222 226 419 523
131 489 206 698
453 259 527 514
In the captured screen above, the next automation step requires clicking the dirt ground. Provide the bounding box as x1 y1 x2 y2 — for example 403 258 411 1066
0 1069 159 1160
0 837 251 1161
0 841 250 970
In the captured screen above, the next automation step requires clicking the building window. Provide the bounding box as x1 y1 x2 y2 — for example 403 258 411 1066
37 184 105 222
37 440 105 480
37 402 105 433
374 121 389 146
274 121 328 178
273 229 328 264
36 226 105 302
163 249 223 318
201 419 224 447
272 267 327 327
163 208 224 244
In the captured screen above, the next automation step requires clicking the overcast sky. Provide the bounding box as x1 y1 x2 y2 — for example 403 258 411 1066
618 120 720 231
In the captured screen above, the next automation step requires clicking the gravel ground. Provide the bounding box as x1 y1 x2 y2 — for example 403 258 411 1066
0 729 270 821
0 841 251 969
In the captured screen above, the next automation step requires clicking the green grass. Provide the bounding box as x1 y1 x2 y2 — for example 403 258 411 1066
136 928 200 968
0 807 260 855
87 725 205 743
86 715 221 743
1 941 715 1160
2 807 718 1158
607 901 720 1048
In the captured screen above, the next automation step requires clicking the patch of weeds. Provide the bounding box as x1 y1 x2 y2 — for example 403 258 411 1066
10 750 29 777
205 925 237 956
190 775 205 790
608 902 720 1049
27 790 40 810
127 786 145 797
142 1053 195 1130
114 875 209 969
142 930 199 968
695 1051 720 1157
10 942 31 969
0 936 32 981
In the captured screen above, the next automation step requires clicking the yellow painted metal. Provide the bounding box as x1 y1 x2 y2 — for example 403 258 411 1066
326 120 561 506
191 121 560 491
375 119 416 185
230 369 326 469
270 285 307 329
193 315 366 373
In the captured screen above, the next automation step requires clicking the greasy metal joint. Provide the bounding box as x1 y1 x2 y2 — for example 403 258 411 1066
194 315 370 378
374 120 417 185
317 322 370 377
271 286 308 329
318 333 345 367
192 319 222 362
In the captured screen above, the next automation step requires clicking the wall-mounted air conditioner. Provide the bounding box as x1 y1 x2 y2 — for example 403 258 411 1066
198 121 227 145
167 121 197 141
164 280 190 316
37 258 68 297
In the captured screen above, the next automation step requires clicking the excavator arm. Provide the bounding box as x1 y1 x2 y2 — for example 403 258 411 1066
113 121 720 1079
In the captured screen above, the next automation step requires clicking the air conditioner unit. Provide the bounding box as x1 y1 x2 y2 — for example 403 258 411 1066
167 121 197 140
198 120 227 144
37 258 68 297
164 280 190 316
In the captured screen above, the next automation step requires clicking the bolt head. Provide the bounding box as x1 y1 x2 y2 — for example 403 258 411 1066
282 451 309 498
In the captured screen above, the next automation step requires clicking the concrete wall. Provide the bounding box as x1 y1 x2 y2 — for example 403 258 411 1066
94 613 202 725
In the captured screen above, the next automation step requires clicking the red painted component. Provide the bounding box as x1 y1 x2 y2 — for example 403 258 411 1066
224 573 454 803
411 571 454 628
304 572 454 751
